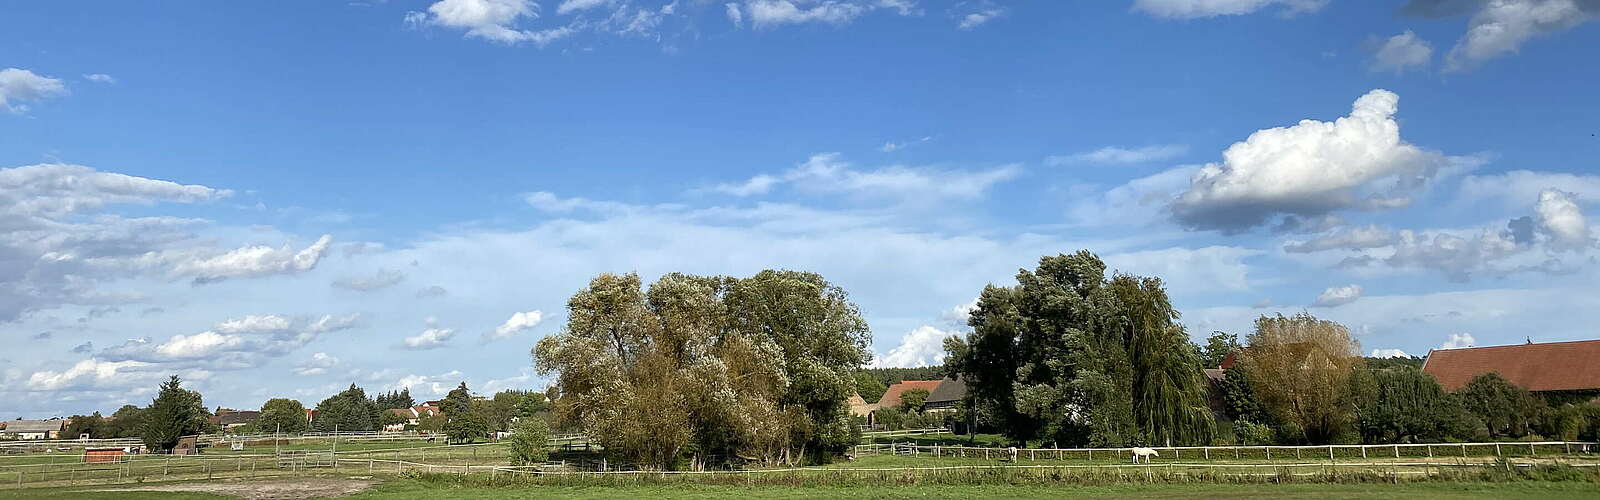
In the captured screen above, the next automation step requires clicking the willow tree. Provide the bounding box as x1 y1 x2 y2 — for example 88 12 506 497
535 270 869 469
944 251 1214 447
1237 313 1362 443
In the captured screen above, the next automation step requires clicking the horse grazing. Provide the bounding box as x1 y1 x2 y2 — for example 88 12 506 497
1006 447 1019 462
1131 447 1159 464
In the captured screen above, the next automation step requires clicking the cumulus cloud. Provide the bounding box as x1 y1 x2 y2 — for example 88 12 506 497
332 268 408 291
485 310 544 342
1170 89 1450 232
0 68 68 113
1440 332 1476 349
1369 348 1410 357
1370 30 1434 73
406 0 576 46
1313 284 1364 307
1443 0 1599 71
113 234 334 285
1535 189 1592 250
1047 145 1187 166
25 359 152 391
402 321 457 350
294 352 340 376
874 325 957 368
704 153 1021 201
1456 170 1600 210
1132 0 1329 19
98 313 361 369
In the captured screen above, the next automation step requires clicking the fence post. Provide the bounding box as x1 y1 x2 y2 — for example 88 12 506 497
1495 443 1501 456
1328 446 1333 460
1265 446 1270 460
1393 445 1399 458
1204 447 1209 460
1426 445 1432 458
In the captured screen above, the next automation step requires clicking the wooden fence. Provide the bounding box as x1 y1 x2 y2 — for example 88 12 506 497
854 441 1600 462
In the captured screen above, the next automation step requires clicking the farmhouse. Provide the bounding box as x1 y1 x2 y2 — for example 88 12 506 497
383 405 443 431
209 409 260 430
856 378 967 428
0 419 66 440
1423 339 1600 398
924 376 967 414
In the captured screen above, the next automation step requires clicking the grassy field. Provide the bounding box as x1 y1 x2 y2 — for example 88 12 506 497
4 479 1600 499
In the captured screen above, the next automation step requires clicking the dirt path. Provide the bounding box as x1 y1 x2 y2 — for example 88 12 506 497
98 477 376 499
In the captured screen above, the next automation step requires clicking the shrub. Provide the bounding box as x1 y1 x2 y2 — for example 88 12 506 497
508 418 551 466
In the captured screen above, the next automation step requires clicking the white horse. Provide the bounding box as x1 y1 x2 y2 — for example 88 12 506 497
1006 447 1019 462
1131 447 1159 464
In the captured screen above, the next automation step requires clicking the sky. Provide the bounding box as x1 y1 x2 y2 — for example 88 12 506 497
3 0 1598 418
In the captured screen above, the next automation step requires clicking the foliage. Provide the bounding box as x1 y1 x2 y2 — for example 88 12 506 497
899 388 930 412
108 405 146 438
484 390 532 432
535 270 871 469
417 413 446 432
1236 313 1362 444
853 373 887 403
1232 420 1275 445
508 417 551 465
1458 372 1543 438
1364 356 1425 371
442 383 473 418
943 251 1214 448
1218 368 1265 424
859 367 944 388
141 375 207 452
515 391 549 418
380 408 409 428
258 398 308 434
376 389 415 410
313 384 381 432
1200 331 1239 368
1351 366 1464 444
445 409 490 444
64 412 110 439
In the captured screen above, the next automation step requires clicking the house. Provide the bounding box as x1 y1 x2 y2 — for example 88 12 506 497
1 419 66 440
209 409 260 431
383 405 443 431
847 393 874 420
878 380 944 411
924 377 967 414
1423 339 1600 398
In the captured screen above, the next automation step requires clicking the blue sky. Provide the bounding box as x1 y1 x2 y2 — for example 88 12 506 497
3 0 1598 418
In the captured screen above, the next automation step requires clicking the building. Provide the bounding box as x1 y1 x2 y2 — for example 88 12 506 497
1 419 66 440
923 377 967 413
383 405 443 431
1422 339 1600 398
210 409 261 431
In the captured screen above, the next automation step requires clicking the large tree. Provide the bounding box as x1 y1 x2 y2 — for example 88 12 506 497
943 251 1214 447
313 384 380 432
535 270 870 469
1236 313 1362 444
1458 372 1543 438
109 405 146 438
1351 366 1466 444
141 375 208 452
64 412 109 439
258 398 309 434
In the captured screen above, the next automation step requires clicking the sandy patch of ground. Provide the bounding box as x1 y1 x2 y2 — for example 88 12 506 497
99 477 376 499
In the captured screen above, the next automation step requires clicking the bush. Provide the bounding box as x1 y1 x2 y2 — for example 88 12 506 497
508 418 551 466
1233 420 1274 445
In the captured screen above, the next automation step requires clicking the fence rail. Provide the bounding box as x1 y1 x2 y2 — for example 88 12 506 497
854 441 1600 461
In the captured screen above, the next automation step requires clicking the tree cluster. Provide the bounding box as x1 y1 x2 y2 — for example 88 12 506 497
943 251 1215 447
535 270 872 469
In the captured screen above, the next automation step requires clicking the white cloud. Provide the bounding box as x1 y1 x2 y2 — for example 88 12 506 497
741 0 913 28
99 313 362 368
25 359 152 391
957 8 1004 30
392 370 467 398
1369 348 1410 358
1445 0 1598 71
558 0 609 15
880 136 932 152
83 73 116 84
874 325 956 368
403 326 457 350
486 310 544 341
1371 30 1434 73
705 152 1021 201
0 68 68 113
1170 89 1449 232
1283 225 1397 253
1456 170 1600 211
726 2 745 26
1132 0 1329 19
940 297 979 325
332 268 408 291
407 0 577 46
1440 332 1476 349
118 234 334 284
1047 145 1187 166
416 285 450 298
1313 284 1363 307
294 352 340 376
1535 189 1592 250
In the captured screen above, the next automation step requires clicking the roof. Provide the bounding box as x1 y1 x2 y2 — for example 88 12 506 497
1202 368 1226 382
216 411 259 426
3 419 65 433
876 380 942 408
847 393 873 417
1423 339 1600 392
925 377 966 404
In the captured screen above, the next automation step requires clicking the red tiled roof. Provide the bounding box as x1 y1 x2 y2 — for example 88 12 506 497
1423 339 1600 392
876 380 942 408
